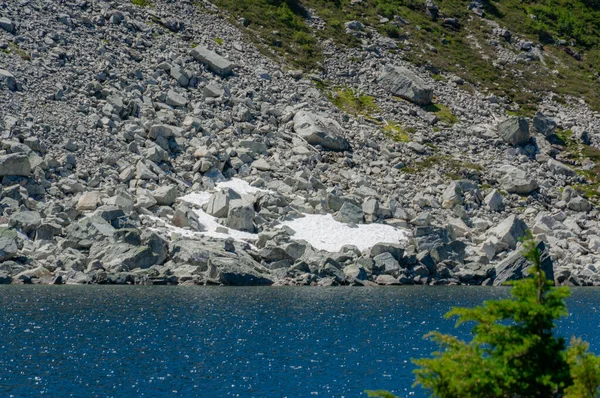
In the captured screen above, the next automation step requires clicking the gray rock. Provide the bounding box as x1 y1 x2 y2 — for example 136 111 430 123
0 69 18 92
500 165 538 194
533 112 557 136
170 65 190 87
0 153 31 176
172 205 204 232
0 17 15 34
152 185 178 206
498 117 530 146
293 111 350 152
227 201 255 232
334 201 364 224
567 195 592 212
368 243 405 262
207 188 240 218
65 216 116 249
191 45 235 77
0 227 19 262
378 65 433 105
373 252 401 275
165 89 188 107
493 241 554 285
489 215 528 249
484 189 504 212
208 257 273 286
547 158 576 177
8 211 41 234
89 243 160 271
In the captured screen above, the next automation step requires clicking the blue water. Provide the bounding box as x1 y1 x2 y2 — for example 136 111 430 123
0 287 599 398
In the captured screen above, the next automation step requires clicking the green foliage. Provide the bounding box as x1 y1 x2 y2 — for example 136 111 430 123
409 233 600 397
422 103 458 125
328 88 379 116
131 0 153 7
383 122 412 143
213 37 224 46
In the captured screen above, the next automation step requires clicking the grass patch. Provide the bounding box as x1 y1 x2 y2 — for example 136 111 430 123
403 153 482 180
554 129 600 201
383 122 413 143
7 42 29 60
328 87 379 116
131 0 153 7
213 37 224 46
422 103 458 125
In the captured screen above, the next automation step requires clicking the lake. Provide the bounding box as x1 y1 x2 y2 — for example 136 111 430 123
0 286 598 397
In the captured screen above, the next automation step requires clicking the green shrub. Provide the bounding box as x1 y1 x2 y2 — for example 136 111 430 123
409 234 600 397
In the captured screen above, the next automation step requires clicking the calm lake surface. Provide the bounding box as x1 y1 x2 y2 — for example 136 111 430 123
0 286 599 398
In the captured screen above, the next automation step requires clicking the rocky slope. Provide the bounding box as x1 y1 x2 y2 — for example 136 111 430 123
1 0 600 286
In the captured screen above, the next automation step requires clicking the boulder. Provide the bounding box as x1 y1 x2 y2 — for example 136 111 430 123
378 65 433 105
0 69 18 92
65 216 116 249
498 117 530 146
547 159 576 177
373 252 401 275
484 189 504 211
532 112 557 137
368 243 405 262
293 111 350 152
0 17 15 33
89 242 161 271
165 89 188 107
8 211 41 234
227 201 255 232
0 227 19 262
334 201 364 224
208 257 273 286
493 241 554 285
152 185 178 206
499 165 538 194
76 191 103 211
207 188 241 218
191 45 235 77
489 215 528 250
0 153 31 176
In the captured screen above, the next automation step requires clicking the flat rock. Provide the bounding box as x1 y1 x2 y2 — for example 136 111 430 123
0 153 31 176
293 111 350 152
378 65 433 105
191 45 235 77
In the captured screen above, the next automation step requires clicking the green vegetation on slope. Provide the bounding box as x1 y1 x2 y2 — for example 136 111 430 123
206 0 600 112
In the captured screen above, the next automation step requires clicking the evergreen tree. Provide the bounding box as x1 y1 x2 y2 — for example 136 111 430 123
391 233 600 398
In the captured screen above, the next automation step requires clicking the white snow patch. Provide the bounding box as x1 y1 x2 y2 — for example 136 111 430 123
215 179 270 196
280 213 410 252
148 179 267 244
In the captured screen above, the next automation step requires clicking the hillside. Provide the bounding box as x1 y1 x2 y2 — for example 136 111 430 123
0 0 600 286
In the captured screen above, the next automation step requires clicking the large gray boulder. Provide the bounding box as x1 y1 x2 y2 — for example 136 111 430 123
227 201 255 232
65 216 116 249
8 211 41 234
500 165 538 194
293 111 351 152
0 227 19 262
493 241 554 285
334 201 364 224
489 215 528 250
208 257 273 286
533 112 557 137
0 153 31 176
0 69 18 91
89 243 160 271
191 45 235 77
498 117 530 146
0 17 15 34
207 188 241 218
378 65 433 105
152 185 178 206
